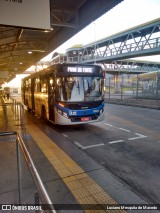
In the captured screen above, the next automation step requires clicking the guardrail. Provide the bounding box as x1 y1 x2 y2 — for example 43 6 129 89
0 97 56 212
0 97 25 130
0 132 56 213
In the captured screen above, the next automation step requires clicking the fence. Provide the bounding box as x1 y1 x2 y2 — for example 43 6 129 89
105 73 160 100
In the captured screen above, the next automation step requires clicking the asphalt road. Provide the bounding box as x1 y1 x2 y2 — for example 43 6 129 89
53 103 160 204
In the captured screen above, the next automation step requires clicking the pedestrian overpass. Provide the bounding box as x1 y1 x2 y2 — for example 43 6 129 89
66 18 160 63
49 18 160 74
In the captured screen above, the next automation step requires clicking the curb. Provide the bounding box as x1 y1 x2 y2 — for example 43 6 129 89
105 98 160 110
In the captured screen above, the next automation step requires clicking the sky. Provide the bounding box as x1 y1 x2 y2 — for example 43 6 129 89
5 0 160 87
43 0 160 61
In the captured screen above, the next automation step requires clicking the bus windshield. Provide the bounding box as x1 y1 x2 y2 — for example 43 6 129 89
56 76 104 102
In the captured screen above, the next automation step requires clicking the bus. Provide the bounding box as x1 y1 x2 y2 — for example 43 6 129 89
21 63 105 125
132 71 160 99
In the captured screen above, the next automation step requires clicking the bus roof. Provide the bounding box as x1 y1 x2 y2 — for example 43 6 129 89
22 63 102 81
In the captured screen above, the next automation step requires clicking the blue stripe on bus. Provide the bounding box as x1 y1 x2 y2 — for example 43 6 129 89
55 102 104 117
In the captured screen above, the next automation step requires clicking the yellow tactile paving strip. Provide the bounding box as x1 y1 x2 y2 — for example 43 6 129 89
26 122 126 213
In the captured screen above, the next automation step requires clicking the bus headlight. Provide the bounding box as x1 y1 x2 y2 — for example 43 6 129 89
57 108 68 118
63 112 68 118
57 108 63 115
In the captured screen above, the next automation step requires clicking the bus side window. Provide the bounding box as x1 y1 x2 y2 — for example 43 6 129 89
34 78 40 92
26 80 28 91
49 77 55 94
21 80 24 91
49 77 54 89
41 76 47 93
26 79 31 91
28 79 31 91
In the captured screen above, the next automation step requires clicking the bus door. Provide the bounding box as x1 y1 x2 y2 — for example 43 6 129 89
48 76 55 121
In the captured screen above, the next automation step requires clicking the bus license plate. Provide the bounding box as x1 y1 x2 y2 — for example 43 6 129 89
81 117 90 121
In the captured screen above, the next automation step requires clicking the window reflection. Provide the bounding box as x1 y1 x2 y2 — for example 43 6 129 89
41 77 47 93
56 76 103 102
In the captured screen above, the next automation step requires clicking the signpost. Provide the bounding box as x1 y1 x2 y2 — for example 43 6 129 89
0 0 50 30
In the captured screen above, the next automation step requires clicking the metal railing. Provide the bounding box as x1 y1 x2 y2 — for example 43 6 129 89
0 97 26 130
80 37 160 63
0 131 56 212
0 97 56 212
105 74 160 101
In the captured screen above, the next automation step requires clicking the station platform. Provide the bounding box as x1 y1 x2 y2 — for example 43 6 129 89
0 97 152 213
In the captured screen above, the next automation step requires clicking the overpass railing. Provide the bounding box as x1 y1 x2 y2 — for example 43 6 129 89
76 36 160 63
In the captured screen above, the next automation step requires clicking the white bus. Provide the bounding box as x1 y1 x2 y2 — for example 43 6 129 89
21 63 105 125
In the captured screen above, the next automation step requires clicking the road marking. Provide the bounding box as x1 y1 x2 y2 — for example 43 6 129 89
82 143 104 149
104 123 131 133
104 123 113 127
74 141 85 149
118 128 131 132
74 141 104 149
62 133 68 138
108 140 124 144
128 133 147 141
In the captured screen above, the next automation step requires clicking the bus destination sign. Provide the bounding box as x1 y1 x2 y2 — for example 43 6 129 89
67 67 93 73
